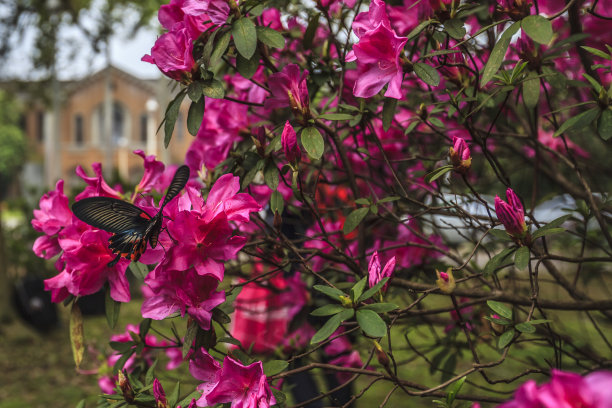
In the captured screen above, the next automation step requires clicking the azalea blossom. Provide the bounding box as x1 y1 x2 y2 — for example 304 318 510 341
347 0 408 99
281 121 301 164
368 250 396 289
264 64 310 118
142 265 226 329
189 348 276 408
142 24 196 81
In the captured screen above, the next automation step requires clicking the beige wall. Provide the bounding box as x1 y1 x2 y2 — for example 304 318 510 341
21 68 193 189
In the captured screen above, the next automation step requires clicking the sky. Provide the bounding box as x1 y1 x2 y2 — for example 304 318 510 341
0 2 161 81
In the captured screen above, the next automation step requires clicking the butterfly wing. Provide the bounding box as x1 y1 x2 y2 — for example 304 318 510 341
160 165 190 210
72 197 153 233
72 197 154 264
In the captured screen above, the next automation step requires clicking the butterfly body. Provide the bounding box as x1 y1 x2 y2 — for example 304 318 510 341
72 165 190 266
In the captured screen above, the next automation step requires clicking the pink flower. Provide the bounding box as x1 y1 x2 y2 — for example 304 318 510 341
347 22 407 99
74 163 122 200
347 0 407 99
324 329 366 383
44 227 131 303
281 121 301 164
134 150 166 194
142 24 196 81
495 188 527 237
32 180 72 259
142 266 225 330
264 64 310 118
189 348 276 408
499 369 612 408
182 0 230 26
367 251 396 289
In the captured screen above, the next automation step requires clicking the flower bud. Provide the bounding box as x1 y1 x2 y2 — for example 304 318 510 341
449 136 471 174
494 188 527 238
154 378 170 408
373 340 390 368
436 268 456 294
281 121 301 165
117 370 134 403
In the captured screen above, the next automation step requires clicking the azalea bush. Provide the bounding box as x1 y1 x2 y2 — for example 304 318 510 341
32 0 612 407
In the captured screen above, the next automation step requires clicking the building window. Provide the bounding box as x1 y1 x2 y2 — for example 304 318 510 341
95 102 126 145
74 114 84 146
37 111 45 142
140 113 148 143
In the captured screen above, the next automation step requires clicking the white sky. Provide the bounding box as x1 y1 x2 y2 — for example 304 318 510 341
0 2 161 81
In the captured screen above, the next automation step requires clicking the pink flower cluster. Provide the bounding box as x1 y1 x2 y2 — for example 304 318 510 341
33 151 260 332
499 369 612 408
189 348 276 408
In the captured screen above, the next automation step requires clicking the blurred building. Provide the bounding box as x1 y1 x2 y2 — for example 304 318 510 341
2 65 192 192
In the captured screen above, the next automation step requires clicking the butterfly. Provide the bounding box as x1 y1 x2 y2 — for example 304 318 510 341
72 165 190 266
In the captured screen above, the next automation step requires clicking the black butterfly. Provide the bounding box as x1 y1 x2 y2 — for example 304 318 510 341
72 165 190 266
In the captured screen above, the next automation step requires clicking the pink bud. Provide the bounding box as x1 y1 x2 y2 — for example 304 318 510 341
154 378 169 408
449 136 471 174
494 188 527 237
281 121 301 164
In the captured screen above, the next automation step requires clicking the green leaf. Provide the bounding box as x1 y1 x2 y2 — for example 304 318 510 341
318 113 354 121
300 126 325 160
343 207 369 234
598 108 612 140
406 19 432 41
70 302 84 369
311 304 346 316
425 165 453 183
218 336 243 346
187 98 205 136
382 98 398 131
489 228 512 241
232 18 257 59
177 392 203 408
553 107 599 137
355 197 371 205
168 382 180 407
236 50 259 79
528 319 552 325
164 90 186 148
521 15 553 44
487 300 513 319
356 309 387 338
414 62 440 87
145 359 158 385
211 29 232 64
484 247 515 275
378 196 400 203
514 246 530 270
303 13 321 49
183 320 198 358
481 21 520 86
522 71 540 109
105 286 121 329
270 190 284 214
358 277 390 303
583 73 603 93
532 227 565 239
498 329 515 348
128 262 148 280
263 360 289 376
581 45 611 60
311 309 354 344
361 303 399 313
76 400 86 408
350 277 368 303
264 162 279 190
515 322 536 334
271 388 287 406
256 26 285 49
313 284 347 300
187 81 203 102
429 117 445 128
445 18 466 40
201 79 225 99
446 376 467 405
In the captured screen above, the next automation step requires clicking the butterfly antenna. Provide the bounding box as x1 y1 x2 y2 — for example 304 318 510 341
162 226 177 243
